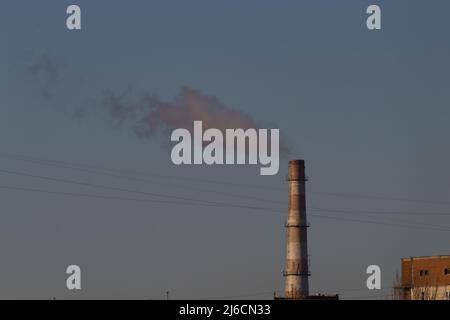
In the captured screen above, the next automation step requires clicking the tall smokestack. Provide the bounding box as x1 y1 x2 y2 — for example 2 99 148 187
284 160 310 299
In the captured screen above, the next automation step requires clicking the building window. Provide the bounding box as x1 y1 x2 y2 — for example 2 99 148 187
419 269 429 276
444 268 450 275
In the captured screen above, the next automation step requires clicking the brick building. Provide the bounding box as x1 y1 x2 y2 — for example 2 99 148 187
398 255 450 300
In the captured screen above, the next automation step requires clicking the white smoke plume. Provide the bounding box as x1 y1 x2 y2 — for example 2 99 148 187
91 87 291 155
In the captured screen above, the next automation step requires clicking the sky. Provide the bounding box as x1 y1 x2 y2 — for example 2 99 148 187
1 0 450 299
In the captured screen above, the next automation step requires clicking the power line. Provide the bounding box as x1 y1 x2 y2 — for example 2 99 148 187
309 207 450 230
309 207 450 217
0 152 283 191
0 165 449 231
308 191 450 206
1 158 450 232
0 185 281 215
0 168 283 212
1 183 450 232
4 152 450 207
310 213 450 232
4 153 450 218
0 153 283 204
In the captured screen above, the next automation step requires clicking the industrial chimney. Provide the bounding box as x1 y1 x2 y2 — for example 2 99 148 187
284 160 310 299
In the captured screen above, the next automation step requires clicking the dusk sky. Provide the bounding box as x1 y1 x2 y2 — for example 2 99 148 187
1 0 450 299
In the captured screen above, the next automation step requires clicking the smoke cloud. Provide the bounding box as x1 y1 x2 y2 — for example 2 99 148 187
26 53 291 155
25 53 63 100
89 87 291 155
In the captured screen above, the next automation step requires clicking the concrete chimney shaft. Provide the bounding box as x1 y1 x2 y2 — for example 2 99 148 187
284 160 309 299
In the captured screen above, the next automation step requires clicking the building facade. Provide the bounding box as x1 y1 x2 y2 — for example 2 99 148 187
399 255 450 300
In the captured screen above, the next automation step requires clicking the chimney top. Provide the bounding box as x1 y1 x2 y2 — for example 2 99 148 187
288 160 306 181
289 159 305 166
